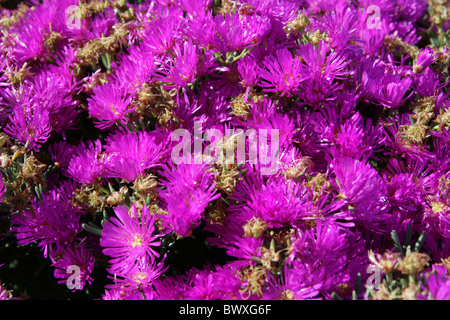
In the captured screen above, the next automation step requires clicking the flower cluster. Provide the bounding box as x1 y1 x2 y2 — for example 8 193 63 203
0 0 450 300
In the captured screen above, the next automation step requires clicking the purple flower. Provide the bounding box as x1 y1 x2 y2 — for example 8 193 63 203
176 0 213 19
297 41 351 106
142 14 183 55
241 179 313 228
67 139 108 185
241 0 300 24
314 107 385 161
158 160 220 237
87 82 135 129
100 203 162 275
48 141 77 177
110 44 156 93
212 12 271 53
314 3 359 52
9 182 83 257
414 48 436 73
105 258 167 295
258 48 309 97
262 265 321 300
330 155 392 235
104 130 166 182
418 265 450 300
4 88 52 152
412 66 445 97
237 56 260 89
286 219 360 298
376 74 413 109
51 242 95 291
156 40 199 89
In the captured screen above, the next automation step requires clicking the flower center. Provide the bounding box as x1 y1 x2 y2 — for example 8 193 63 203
131 234 144 248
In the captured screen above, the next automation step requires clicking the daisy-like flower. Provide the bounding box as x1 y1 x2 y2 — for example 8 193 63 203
376 74 413 109
87 82 135 129
314 2 359 52
212 12 271 53
262 265 321 300
100 203 162 275
9 183 83 258
258 48 309 97
413 48 436 73
67 139 108 185
51 242 95 291
104 130 166 182
4 90 52 152
142 14 183 55
158 160 220 237
297 41 351 106
418 265 450 300
314 107 385 161
330 155 392 235
105 257 167 294
156 40 199 89
242 179 312 228
110 44 156 93
48 141 77 177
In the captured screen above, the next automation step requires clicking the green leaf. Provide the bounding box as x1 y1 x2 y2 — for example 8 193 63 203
331 292 343 300
414 231 427 252
403 223 413 249
391 230 404 256
82 222 102 236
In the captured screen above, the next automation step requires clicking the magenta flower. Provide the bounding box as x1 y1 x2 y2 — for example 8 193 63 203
262 265 321 300
258 48 309 97
212 12 271 53
418 265 450 300
156 40 199 89
87 82 135 129
158 161 220 237
9 182 83 257
110 44 156 93
100 203 162 274
48 141 77 177
105 258 167 299
67 139 108 185
104 130 166 182
242 180 312 228
142 14 183 55
330 155 392 235
51 242 95 291
414 48 436 73
376 75 413 109
4 92 52 152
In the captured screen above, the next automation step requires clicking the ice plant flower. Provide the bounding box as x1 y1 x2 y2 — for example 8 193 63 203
9 183 83 258
158 160 220 237
87 82 135 129
51 242 95 291
67 139 108 185
258 48 309 97
100 203 162 275
330 155 392 235
104 130 166 182
2 0 450 302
